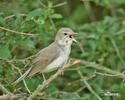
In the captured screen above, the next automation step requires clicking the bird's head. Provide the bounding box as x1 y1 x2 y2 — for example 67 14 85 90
55 28 77 46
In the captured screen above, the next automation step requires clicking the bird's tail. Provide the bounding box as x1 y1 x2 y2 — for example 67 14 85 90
12 67 32 85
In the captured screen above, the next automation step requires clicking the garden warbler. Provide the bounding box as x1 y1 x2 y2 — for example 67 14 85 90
13 28 77 85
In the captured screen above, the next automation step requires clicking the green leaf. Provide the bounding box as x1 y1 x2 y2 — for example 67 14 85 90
11 10 21 26
61 93 70 99
0 45 11 59
0 17 6 26
25 78 39 91
51 13 63 19
11 10 20 19
26 8 43 20
25 39 35 48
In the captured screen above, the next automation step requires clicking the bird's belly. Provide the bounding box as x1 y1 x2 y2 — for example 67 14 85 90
42 55 68 73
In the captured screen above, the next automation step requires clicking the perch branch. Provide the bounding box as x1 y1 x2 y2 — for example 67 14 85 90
0 26 38 36
27 60 81 100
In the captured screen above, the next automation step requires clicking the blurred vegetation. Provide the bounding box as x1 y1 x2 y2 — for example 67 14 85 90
0 0 125 100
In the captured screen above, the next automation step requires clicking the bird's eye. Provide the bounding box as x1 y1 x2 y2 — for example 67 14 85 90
64 33 68 35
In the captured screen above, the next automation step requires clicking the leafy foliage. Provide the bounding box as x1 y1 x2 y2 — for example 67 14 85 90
0 0 125 100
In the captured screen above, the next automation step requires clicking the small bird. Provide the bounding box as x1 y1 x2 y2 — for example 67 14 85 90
13 28 77 85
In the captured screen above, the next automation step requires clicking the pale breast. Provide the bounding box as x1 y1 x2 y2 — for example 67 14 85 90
42 45 71 73
42 55 66 73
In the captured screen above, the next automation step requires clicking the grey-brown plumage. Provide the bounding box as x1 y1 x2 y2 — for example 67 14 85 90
13 28 76 85
27 42 60 77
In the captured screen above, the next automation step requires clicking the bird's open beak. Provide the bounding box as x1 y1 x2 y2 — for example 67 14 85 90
69 34 77 42
72 36 77 42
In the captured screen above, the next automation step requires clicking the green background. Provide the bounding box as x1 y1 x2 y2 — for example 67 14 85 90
0 0 125 100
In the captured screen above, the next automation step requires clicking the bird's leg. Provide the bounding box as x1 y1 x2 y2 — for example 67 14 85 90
58 61 67 75
58 59 73 75
57 66 64 75
42 73 46 84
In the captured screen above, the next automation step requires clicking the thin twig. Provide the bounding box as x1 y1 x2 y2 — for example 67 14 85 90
0 55 35 65
77 73 96 93
38 0 67 8
0 26 38 36
95 71 124 77
76 35 96 40
38 0 47 8
109 36 125 67
77 86 86 93
10 63 31 94
48 12 57 31
52 2 67 8
0 83 27 99
27 60 81 100
0 93 27 100
37 96 89 100
109 2 117 17
4 14 26 20
80 60 125 79
0 83 12 94
77 70 102 100
82 0 96 21
116 29 125 35
19 72 31 94
76 41 85 53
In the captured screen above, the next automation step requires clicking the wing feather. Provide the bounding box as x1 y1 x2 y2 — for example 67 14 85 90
26 42 60 77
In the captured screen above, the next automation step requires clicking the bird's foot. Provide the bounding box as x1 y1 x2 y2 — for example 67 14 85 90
60 71 64 75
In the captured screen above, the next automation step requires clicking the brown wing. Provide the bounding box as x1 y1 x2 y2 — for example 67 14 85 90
26 42 60 77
